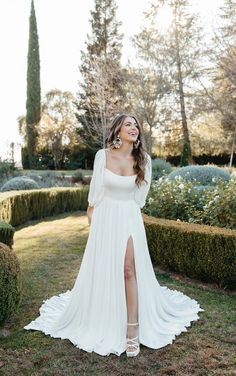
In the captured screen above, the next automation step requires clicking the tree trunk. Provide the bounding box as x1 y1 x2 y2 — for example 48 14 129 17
175 26 194 166
229 123 236 168
147 124 152 155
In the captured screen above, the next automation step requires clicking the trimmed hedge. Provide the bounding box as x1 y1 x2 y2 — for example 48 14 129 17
1 187 235 290
0 242 21 325
143 214 236 290
0 221 15 247
0 187 89 226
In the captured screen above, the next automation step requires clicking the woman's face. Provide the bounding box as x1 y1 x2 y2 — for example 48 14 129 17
119 116 139 143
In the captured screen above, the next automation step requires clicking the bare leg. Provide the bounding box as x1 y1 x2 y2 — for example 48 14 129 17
124 235 139 351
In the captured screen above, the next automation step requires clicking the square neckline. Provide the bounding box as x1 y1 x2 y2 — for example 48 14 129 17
104 149 137 177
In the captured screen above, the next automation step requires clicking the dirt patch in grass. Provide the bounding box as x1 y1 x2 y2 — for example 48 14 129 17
0 212 235 376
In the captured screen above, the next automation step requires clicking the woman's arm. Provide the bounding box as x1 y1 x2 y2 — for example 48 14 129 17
87 205 94 225
87 149 104 223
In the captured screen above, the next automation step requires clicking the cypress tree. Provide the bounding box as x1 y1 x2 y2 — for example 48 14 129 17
26 0 41 168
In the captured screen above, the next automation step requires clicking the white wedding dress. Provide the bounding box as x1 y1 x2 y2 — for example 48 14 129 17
24 148 204 356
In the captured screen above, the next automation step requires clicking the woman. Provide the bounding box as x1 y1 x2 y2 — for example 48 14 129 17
24 113 204 357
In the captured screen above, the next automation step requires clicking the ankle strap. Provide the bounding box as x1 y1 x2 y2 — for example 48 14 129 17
127 322 139 325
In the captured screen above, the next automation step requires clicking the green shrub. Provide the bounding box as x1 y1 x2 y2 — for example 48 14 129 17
26 172 42 184
231 171 236 180
0 187 89 226
144 177 206 223
26 171 74 188
1 176 39 192
0 242 21 325
180 143 190 167
0 160 16 178
71 170 83 183
21 146 30 169
0 161 21 189
200 179 236 229
168 165 230 185
0 221 15 247
144 177 236 229
143 214 236 290
151 158 173 180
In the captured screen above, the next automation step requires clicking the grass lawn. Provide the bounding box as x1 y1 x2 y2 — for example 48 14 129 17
0 212 235 376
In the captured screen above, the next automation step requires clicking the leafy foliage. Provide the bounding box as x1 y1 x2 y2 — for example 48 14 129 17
151 158 173 180
180 142 190 167
200 179 236 228
71 171 84 183
144 176 205 223
0 160 19 189
0 176 39 192
144 175 236 229
231 170 236 180
29 172 74 188
0 242 21 325
0 160 16 179
168 165 230 185
26 0 41 168
0 187 89 226
0 221 15 247
144 215 236 289
39 90 78 169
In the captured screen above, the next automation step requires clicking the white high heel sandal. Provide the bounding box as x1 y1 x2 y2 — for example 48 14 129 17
126 322 140 357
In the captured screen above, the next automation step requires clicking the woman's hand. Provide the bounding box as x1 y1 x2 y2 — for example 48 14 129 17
87 206 94 225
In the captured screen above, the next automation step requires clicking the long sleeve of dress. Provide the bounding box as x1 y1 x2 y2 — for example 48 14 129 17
88 149 105 208
134 153 152 209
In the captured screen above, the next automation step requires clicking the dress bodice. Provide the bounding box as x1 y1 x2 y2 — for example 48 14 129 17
88 149 152 209
104 168 137 201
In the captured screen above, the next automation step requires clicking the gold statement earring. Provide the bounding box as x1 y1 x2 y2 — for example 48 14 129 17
134 139 140 149
112 134 122 149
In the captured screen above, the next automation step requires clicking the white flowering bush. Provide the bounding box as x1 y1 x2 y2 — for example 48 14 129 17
144 176 206 222
167 165 230 186
200 179 236 229
144 175 236 229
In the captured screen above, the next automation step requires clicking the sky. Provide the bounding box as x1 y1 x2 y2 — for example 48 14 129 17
0 0 223 163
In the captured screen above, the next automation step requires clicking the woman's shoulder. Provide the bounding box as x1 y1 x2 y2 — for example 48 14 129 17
94 149 106 163
96 148 112 158
95 148 106 157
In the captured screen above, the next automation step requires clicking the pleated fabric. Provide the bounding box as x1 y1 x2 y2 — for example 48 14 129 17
24 156 204 357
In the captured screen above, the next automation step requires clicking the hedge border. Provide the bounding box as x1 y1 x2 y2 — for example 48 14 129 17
1 189 235 289
0 187 89 227
0 241 21 325
143 214 236 290
0 221 15 247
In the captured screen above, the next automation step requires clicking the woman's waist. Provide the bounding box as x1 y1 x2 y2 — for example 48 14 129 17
103 191 135 201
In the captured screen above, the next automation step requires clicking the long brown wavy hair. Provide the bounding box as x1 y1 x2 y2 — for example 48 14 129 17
106 113 148 187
